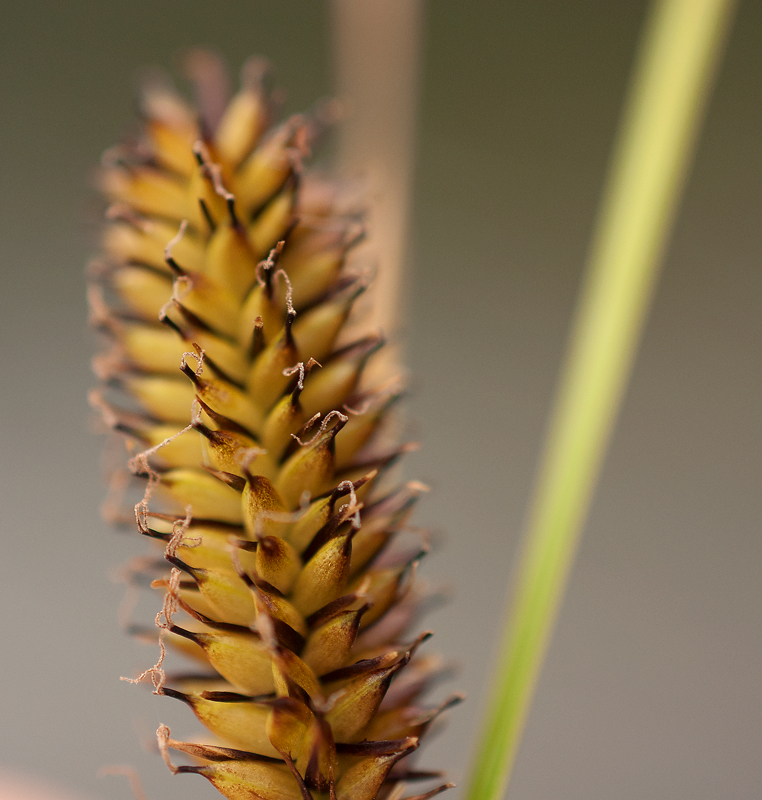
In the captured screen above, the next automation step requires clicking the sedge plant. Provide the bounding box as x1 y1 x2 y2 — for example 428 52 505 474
89 0 738 798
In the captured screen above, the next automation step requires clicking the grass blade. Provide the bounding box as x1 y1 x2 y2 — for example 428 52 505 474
465 1 738 798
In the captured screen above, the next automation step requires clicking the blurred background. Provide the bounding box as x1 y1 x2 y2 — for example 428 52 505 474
1 2 760 799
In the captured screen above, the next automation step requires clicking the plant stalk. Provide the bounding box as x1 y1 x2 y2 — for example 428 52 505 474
465 1 738 798
329 0 425 342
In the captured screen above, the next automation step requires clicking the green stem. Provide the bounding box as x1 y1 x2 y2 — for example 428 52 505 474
464 1 737 798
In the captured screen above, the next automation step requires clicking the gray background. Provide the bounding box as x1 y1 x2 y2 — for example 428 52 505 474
1 2 760 799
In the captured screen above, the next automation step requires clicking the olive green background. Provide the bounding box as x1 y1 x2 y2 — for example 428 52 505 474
1 2 760 799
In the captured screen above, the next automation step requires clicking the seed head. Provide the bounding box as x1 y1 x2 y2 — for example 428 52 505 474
90 51 458 800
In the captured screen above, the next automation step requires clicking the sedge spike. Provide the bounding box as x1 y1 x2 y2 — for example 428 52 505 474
90 51 457 800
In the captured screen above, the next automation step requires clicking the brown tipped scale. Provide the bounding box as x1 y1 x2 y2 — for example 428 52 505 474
92 52 454 800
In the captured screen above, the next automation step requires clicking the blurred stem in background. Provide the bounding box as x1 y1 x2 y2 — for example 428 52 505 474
465 1 738 799
329 0 425 359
